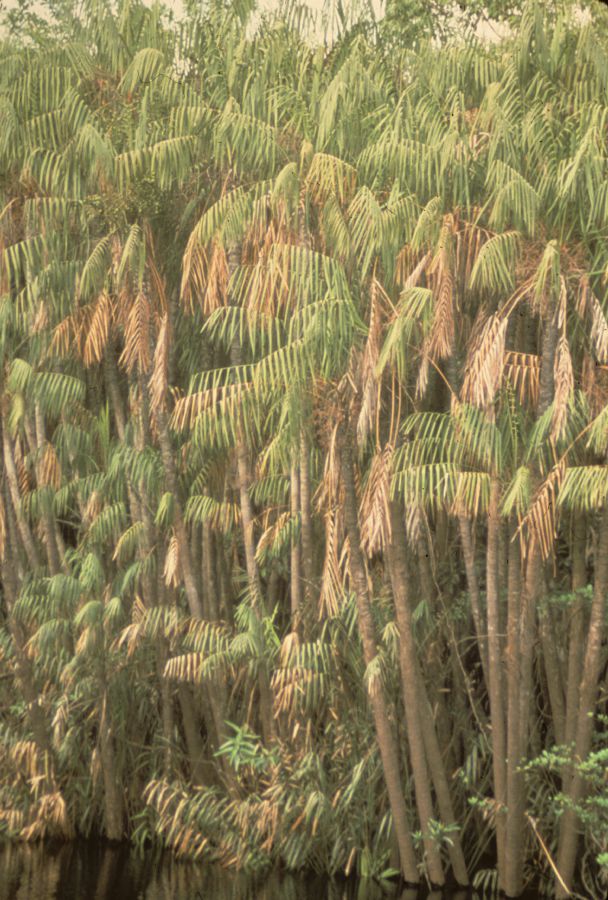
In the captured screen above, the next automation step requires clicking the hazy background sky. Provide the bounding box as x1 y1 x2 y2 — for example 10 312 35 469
0 0 385 23
0 0 519 43
0 0 390 42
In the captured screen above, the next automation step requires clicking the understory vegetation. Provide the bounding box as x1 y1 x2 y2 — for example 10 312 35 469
2 0 608 896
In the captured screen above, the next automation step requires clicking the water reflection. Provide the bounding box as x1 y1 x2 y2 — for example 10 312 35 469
0 842 483 900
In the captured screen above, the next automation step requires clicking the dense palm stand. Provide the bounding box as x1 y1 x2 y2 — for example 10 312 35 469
1 0 608 895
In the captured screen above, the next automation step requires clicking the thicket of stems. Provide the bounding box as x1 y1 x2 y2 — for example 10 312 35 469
1 1 608 896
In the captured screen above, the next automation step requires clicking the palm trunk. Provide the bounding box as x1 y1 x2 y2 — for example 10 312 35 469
99 691 124 841
504 518 525 897
416 530 454 771
215 539 234 624
156 408 204 619
555 506 608 896
227 245 274 745
230 400 263 600
486 476 507 884
230 384 275 745
457 515 489 683
158 643 175 778
340 433 419 884
290 460 302 627
202 522 221 622
504 299 559 892
387 502 444 886
300 429 315 609
177 684 209 786
419 683 469 885
33 403 62 575
104 349 127 441
296 206 315 615
563 514 587 778
2 425 40 569
507 543 540 891
539 603 565 745
199 523 231 765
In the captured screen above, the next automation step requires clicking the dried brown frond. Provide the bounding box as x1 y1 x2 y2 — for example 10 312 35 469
115 622 140 657
551 335 574 442
360 446 393 557
461 313 508 409
272 664 324 720
578 275 608 363
455 219 488 283
119 290 152 375
181 238 208 314
74 305 95 360
204 241 229 314
415 353 431 399
279 631 300 666
318 508 346 619
314 422 342 510
31 302 48 334
402 250 431 290
39 442 62 489
164 652 204 683
149 313 169 415
50 315 76 359
503 351 540 407
0 808 24 833
356 278 386 446
206 497 241 533
427 265 455 360
518 461 565 560
83 489 102 524
145 780 210 858
115 597 148 657
144 224 168 314
12 739 40 780
255 510 291 562
163 534 180 587
395 244 417 287
34 791 73 839
14 440 31 495
83 292 113 367
451 470 490 518
110 234 122 273
239 245 287 318
51 699 68 750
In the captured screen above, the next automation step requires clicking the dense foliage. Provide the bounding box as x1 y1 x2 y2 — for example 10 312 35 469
1 1 608 896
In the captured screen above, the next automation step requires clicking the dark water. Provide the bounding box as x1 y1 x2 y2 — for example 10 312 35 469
0 841 481 900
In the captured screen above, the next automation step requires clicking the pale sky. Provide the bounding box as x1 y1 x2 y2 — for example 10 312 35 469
0 0 518 43
0 0 387 42
0 0 384 23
